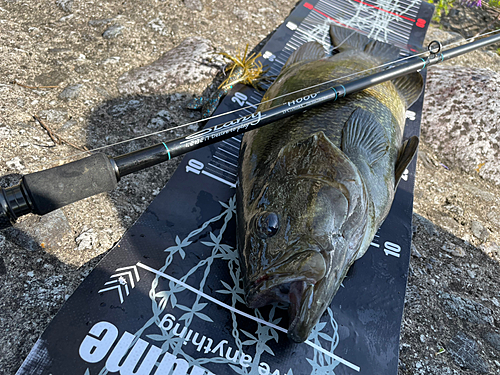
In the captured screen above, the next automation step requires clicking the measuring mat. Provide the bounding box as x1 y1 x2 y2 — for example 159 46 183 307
17 1 433 374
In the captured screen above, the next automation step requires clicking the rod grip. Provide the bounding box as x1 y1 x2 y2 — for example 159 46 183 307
22 153 118 215
0 188 14 230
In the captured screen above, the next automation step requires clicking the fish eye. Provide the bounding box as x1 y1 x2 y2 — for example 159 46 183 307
255 212 279 238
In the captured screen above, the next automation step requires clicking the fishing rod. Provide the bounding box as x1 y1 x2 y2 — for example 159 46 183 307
1 31 500 230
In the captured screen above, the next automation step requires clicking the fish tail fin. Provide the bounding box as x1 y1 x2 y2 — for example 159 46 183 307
329 25 400 63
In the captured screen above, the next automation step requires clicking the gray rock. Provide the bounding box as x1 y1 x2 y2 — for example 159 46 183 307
447 332 490 374
411 243 423 258
471 220 490 242
480 242 499 257
439 215 461 234
59 119 78 132
422 66 500 186
0 233 5 276
413 213 438 236
38 108 69 124
183 0 203 11
58 84 83 101
117 37 218 95
425 28 465 48
102 56 120 65
466 269 476 279
440 4 500 39
34 70 68 87
147 110 172 129
88 18 114 27
56 0 73 13
487 211 500 228
102 24 124 39
233 8 249 20
15 122 31 129
58 13 74 22
106 99 144 117
464 184 497 203
0 126 10 141
75 228 97 251
148 18 168 35
444 204 464 217
441 241 466 257
4 210 72 252
440 292 494 325
417 150 436 169
483 332 500 352
47 48 71 54
95 85 111 98
0 256 5 276
6 156 24 171
74 65 89 74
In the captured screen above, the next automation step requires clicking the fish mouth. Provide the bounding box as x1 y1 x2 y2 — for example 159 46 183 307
288 280 316 343
246 276 317 343
245 250 326 343
246 274 317 308
246 249 326 305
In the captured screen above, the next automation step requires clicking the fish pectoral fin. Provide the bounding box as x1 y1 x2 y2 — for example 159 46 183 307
395 136 419 189
329 25 400 63
283 42 326 69
341 108 388 167
392 72 424 108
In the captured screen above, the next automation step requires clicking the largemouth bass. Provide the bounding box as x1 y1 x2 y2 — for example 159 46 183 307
236 25 424 343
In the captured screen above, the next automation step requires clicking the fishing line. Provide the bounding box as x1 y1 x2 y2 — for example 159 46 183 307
36 27 500 168
37 52 428 166
3 27 500 228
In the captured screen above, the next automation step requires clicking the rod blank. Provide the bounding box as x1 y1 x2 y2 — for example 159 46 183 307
1 31 500 229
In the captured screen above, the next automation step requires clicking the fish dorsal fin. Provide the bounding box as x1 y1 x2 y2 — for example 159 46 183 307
284 41 326 69
329 25 400 63
341 108 388 167
395 136 419 189
392 72 424 108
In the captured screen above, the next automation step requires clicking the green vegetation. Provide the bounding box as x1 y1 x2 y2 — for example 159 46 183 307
428 0 500 22
428 0 455 22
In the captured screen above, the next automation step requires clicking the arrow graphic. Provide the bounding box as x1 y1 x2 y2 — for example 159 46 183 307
98 265 141 303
